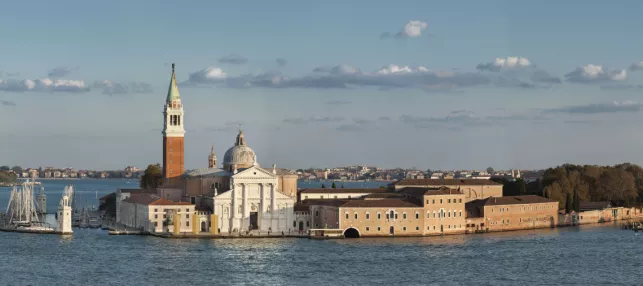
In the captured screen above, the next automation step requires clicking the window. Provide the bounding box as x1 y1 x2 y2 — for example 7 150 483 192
427 226 430 230
293 221 296 227
186 214 190 219
315 211 319 217
155 222 158 227
415 213 419 219
459 199 462 203
366 213 370 219
520 218 523 223
345 213 349 219
440 199 443 204
459 211 462 217
354 213 358 220
190 197 196 204
448 199 451 203
377 227 381 231
403 213 407 219
416 226 419 231
426 199 429 204
448 212 451 218
366 227 370 231
186 221 189 227
394 213 398 219
403 227 407 231
154 208 158 212
377 212 381 219
448 225 451 229
426 212 430 219
432 199 435 204
389 210 394 219
154 214 158 219
386 214 390 219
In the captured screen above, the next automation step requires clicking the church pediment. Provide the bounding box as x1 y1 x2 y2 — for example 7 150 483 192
232 166 277 179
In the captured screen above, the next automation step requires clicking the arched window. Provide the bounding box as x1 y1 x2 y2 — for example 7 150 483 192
345 213 349 220
377 212 381 219
403 213 407 219
366 213 370 220
426 212 430 219
354 213 358 220
415 212 419 219
389 210 395 220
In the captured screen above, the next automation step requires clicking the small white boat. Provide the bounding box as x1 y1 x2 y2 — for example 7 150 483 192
88 218 101 229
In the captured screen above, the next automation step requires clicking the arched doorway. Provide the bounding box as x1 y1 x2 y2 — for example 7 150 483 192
201 221 207 232
298 221 304 231
344 228 360 238
389 226 395 235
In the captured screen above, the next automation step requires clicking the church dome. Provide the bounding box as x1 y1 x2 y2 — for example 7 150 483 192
223 130 258 170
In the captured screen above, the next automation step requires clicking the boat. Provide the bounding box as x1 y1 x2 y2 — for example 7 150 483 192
2 179 54 232
78 208 90 228
88 217 101 229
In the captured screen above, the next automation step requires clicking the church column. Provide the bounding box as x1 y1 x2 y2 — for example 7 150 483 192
231 184 238 220
242 183 248 216
271 183 277 213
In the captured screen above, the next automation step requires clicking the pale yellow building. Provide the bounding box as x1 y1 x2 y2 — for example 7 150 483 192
465 195 559 232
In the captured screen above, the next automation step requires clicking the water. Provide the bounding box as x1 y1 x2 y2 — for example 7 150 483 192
1 180 640 285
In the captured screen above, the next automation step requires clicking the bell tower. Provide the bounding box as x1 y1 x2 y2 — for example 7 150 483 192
208 144 217 168
162 63 185 187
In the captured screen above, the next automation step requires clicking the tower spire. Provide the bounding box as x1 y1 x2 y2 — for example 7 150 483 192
166 63 181 102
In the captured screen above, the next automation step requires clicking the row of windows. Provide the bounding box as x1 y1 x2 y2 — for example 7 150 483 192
426 198 463 205
493 204 555 213
342 210 464 221
293 221 310 227
153 208 191 213
154 213 190 219
360 224 465 232
154 221 190 227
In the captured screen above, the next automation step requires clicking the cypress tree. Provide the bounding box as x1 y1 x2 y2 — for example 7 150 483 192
565 192 572 214
331 182 336 188
573 190 580 213
321 184 326 188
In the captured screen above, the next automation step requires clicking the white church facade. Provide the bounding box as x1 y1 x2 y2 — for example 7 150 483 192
115 63 298 235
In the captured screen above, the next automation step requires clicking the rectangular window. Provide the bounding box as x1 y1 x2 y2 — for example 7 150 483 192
432 199 435 204
440 199 443 204
403 227 406 231
154 214 158 219
366 227 370 231
377 213 381 219
346 213 349 219
315 211 319 217
186 214 190 219
377 227 381 231
366 213 370 219
154 208 158 212
186 221 189 227
459 199 462 203
403 213 407 219
448 199 451 203
354 213 358 220
293 221 296 227
415 213 419 219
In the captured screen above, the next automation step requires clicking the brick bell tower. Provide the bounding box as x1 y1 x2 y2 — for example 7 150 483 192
162 63 185 187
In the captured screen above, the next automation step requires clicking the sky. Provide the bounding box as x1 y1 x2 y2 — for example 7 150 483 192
2 0 643 171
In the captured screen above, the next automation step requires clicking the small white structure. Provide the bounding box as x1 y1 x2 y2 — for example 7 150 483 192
56 186 73 234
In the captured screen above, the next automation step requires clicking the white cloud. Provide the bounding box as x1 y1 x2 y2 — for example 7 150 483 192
381 20 428 39
0 78 89 93
477 57 533 72
565 64 627 83
183 64 491 90
402 21 428 38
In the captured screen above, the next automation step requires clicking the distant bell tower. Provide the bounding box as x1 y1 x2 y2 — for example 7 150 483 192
208 144 217 168
162 63 185 187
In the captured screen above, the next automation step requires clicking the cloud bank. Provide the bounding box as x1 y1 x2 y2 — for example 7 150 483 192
565 64 627 83
0 78 89 93
92 80 154 95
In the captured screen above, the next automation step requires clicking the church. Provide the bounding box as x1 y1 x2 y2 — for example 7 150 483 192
157 64 298 235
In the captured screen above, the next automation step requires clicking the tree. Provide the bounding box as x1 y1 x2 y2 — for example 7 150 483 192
99 193 117 218
565 192 572 214
573 190 580 213
0 166 10 171
139 164 163 190
321 184 326 188
11 166 22 174
331 182 336 188
486 167 494 174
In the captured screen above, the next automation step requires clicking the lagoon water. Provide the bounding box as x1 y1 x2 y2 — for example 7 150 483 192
1 180 641 285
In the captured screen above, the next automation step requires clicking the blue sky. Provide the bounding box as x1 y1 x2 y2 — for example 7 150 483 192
2 0 643 171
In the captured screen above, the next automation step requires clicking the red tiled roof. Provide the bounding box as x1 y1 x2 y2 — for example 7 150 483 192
299 188 390 194
469 195 557 207
392 179 502 186
123 194 193 206
398 186 463 197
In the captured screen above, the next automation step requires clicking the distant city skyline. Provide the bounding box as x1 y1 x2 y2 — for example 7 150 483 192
3 1 643 170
